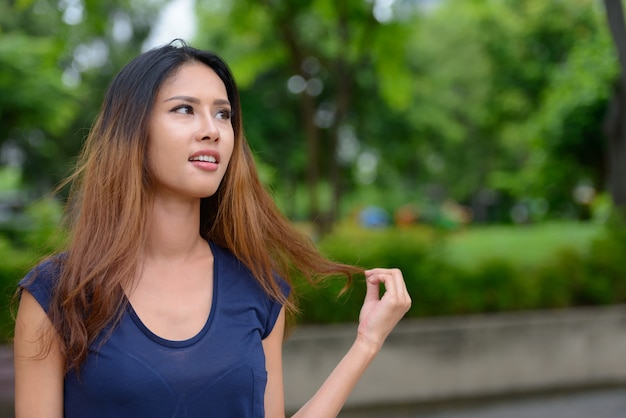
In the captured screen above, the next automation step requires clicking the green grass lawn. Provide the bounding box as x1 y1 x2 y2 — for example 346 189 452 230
442 221 603 269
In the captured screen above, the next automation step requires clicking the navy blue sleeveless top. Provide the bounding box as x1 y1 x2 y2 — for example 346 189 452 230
19 241 289 418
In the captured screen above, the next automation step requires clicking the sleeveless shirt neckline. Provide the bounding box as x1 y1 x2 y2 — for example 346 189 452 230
126 240 219 349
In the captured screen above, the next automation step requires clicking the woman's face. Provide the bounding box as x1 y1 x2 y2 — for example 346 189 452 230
147 62 235 201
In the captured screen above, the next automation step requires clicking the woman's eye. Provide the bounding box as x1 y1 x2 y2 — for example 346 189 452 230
216 109 231 120
172 105 194 115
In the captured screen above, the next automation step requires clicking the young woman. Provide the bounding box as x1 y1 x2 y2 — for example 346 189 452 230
13 41 411 418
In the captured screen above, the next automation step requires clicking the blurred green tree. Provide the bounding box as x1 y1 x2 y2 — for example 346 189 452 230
1 0 616 230
194 0 417 233
192 0 607 227
406 0 604 222
0 0 165 195
511 28 615 218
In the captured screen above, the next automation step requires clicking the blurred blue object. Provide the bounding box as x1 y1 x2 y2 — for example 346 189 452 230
359 206 390 228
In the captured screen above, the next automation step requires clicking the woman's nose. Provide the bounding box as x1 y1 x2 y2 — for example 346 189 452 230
198 116 219 142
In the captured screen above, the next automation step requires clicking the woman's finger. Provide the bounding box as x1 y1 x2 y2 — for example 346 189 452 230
363 274 381 303
365 269 411 306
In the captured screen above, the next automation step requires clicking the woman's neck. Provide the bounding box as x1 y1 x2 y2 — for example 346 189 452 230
142 196 206 262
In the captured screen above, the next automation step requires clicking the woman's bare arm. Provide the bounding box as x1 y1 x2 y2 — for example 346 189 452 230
14 290 65 418
264 268 411 418
263 307 287 418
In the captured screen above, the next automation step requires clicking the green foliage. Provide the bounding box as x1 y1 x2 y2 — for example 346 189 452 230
0 166 20 190
406 0 606 213
294 224 438 322
443 221 601 268
294 220 626 324
21 198 66 253
2 0 618 227
0 0 166 193
499 24 617 212
195 0 419 228
0 234 35 341
0 198 66 341
0 34 76 135
583 214 626 302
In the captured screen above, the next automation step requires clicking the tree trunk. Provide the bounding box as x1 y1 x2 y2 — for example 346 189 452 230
272 12 323 231
326 8 352 232
602 0 626 212
302 93 321 225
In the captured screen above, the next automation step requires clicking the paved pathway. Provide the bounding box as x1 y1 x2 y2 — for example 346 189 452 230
340 386 626 417
0 346 13 417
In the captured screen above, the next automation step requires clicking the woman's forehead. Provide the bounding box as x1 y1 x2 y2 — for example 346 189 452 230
157 63 227 101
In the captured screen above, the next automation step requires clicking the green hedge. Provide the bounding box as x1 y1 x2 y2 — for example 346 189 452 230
295 217 626 324
0 236 36 341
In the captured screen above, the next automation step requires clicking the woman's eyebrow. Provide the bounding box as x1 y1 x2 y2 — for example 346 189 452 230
164 95 200 103
214 99 231 106
164 96 231 107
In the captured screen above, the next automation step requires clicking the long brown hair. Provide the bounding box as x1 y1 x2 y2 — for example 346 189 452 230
30 41 360 373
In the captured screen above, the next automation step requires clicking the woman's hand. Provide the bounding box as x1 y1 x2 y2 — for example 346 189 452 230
357 268 412 352
290 268 411 418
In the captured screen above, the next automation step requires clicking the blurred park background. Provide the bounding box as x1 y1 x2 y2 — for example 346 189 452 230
2 0 626 343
